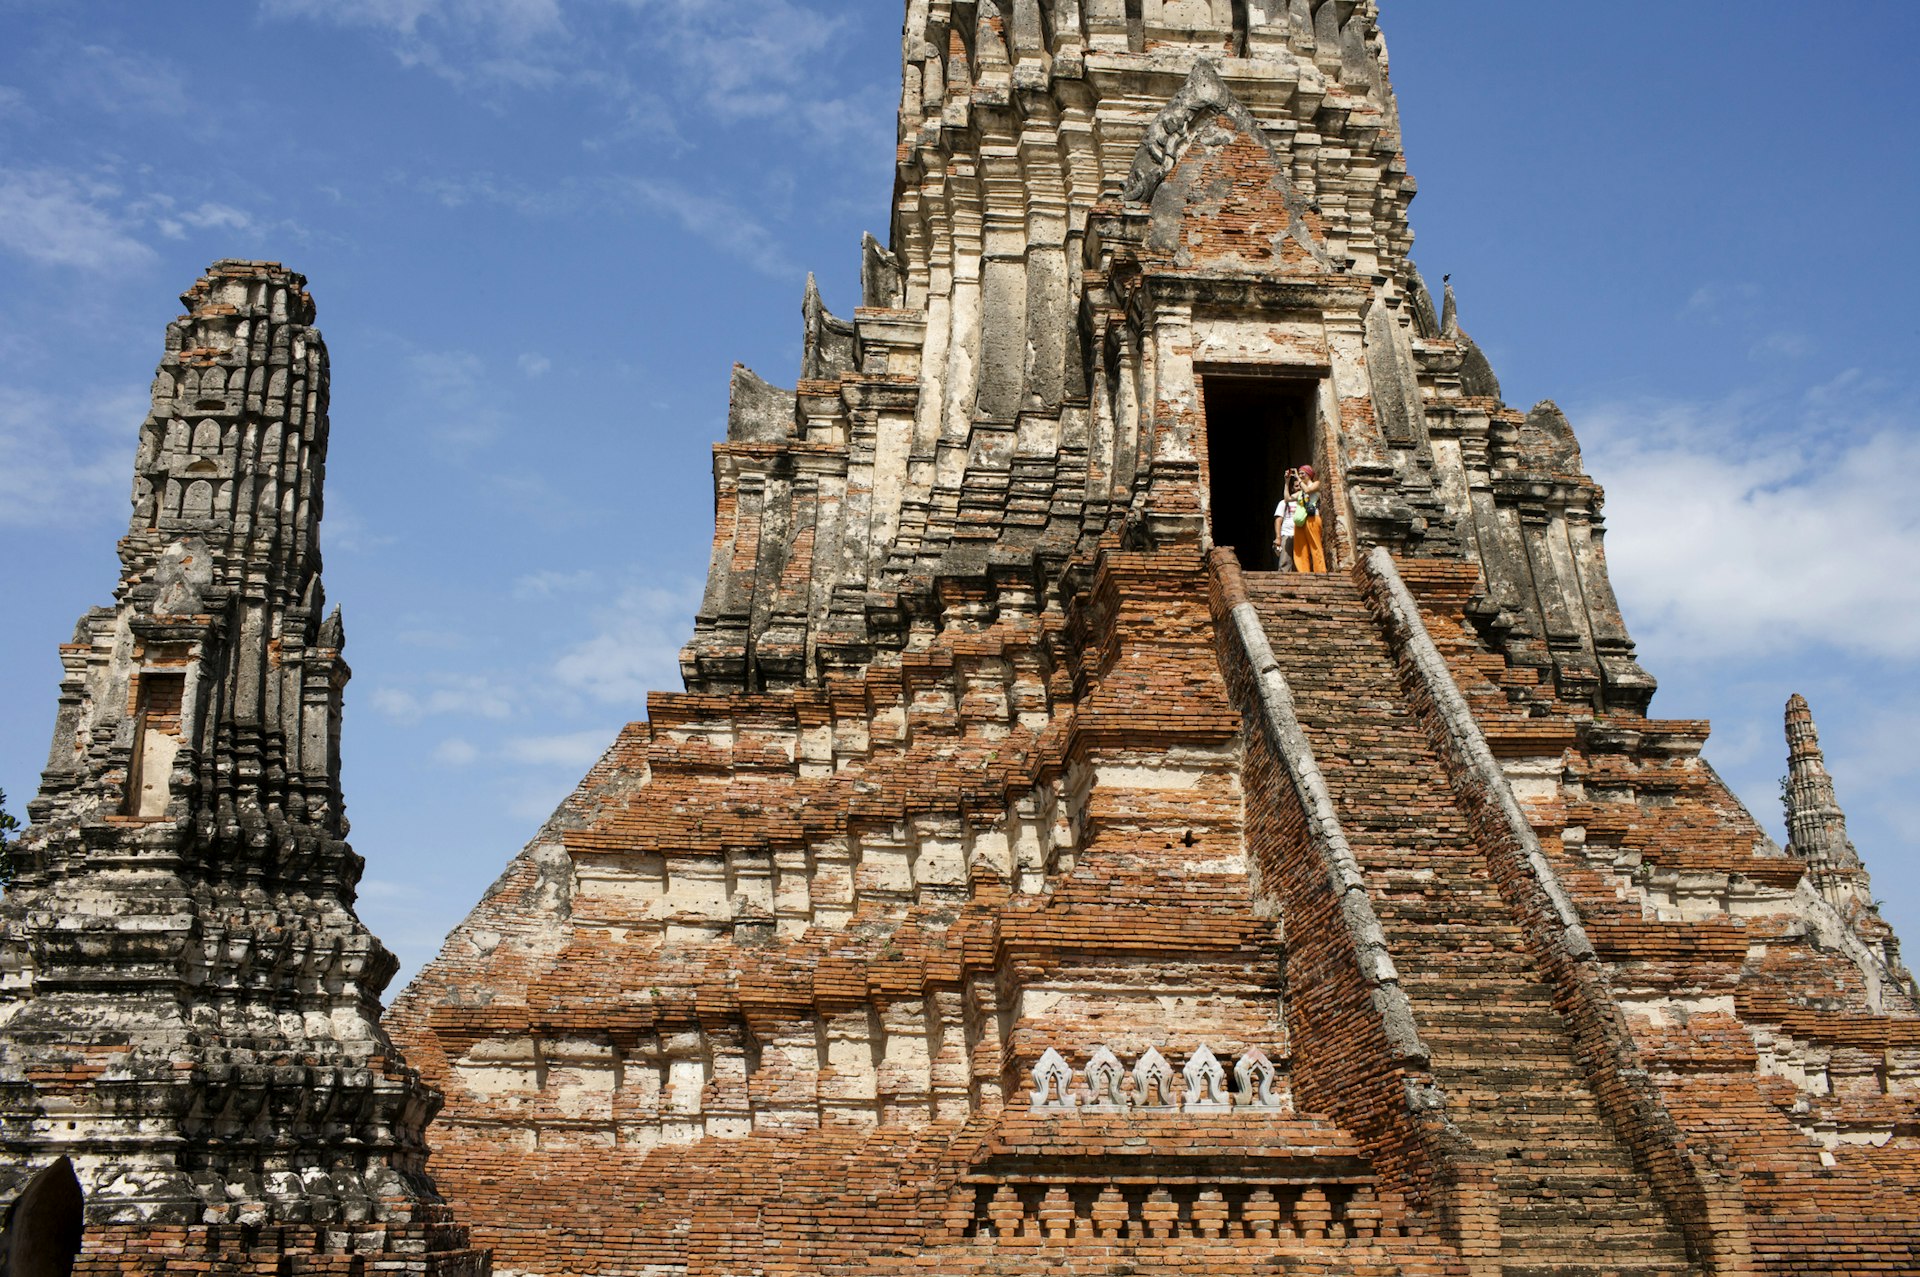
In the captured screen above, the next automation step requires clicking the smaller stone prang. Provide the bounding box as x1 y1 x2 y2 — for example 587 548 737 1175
1784 694 1865 895
1781 693 1905 980
0 261 485 1274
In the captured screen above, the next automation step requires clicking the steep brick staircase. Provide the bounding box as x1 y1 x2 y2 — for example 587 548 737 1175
1243 572 1697 1276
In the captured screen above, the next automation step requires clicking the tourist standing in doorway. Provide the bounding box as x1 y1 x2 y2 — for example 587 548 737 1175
1272 483 1296 571
1291 465 1326 573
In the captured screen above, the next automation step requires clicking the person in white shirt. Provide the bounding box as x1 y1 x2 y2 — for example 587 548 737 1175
1272 487 1296 571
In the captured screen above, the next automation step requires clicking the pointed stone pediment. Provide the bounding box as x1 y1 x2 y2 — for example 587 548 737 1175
1128 60 1332 273
1124 60 1249 202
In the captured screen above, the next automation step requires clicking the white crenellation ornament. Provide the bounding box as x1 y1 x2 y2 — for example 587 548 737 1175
1083 1045 1127 1110
1234 1047 1287 1110
1026 1045 1287 1112
1132 1047 1177 1109
1029 1047 1078 1110
1182 1043 1230 1110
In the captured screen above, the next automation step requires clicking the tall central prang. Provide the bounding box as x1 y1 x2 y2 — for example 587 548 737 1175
389 4 1920 1274
679 0 1650 719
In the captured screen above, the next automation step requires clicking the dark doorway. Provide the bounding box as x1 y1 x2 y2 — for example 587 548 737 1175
1202 375 1318 571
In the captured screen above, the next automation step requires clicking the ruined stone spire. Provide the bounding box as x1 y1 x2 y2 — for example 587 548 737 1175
0 261 484 1270
1784 692 1869 906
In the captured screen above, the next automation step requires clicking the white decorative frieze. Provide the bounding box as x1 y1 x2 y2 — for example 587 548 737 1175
1025 1044 1291 1112
1083 1045 1127 1110
1234 1047 1288 1110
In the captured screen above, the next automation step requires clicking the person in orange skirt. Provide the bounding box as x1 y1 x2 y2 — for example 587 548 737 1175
1291 464 1326 573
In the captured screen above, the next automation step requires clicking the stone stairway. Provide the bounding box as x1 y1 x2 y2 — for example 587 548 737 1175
1243 573 1697 1276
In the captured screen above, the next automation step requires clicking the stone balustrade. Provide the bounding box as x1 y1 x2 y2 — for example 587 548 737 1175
954 1179 1409 1244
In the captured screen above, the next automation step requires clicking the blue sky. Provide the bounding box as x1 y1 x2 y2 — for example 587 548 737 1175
2 2 1915 985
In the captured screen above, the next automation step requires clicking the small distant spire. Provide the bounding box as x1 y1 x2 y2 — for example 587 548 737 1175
1784 693 1868 903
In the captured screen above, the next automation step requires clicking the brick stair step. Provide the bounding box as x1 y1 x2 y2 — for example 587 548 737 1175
1496 1260 1695 1277
1444 1101 1613 1126
1248 582 1697 1262
1495 1169 1668 1196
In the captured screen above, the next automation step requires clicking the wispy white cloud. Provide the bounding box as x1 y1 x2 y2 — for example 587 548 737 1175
1824 686 1920 805
1578 375 1920 662
0 383 142 526
500 728 615 768
410 348 486 393
411 170 578 214
621 177 793 278
1682 280 1761 323
402 348 509 452
504 775 579 823
260 0 568 92
552 579 700 706
1750 330 1813 361
616 0 841 119
258 0 884 156
155 201 255 240
354 874 461 977
319 496 396 554
397 626 473 650
518 351 552 377
403 167 794 276
260 0 564 42
513 568 597 599
64 44 192 118
0 168 154 270
433 737 481 766
368 673 515 723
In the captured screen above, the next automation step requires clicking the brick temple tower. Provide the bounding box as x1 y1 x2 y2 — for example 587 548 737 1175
0 262 487 1273
387 3 1920 1274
